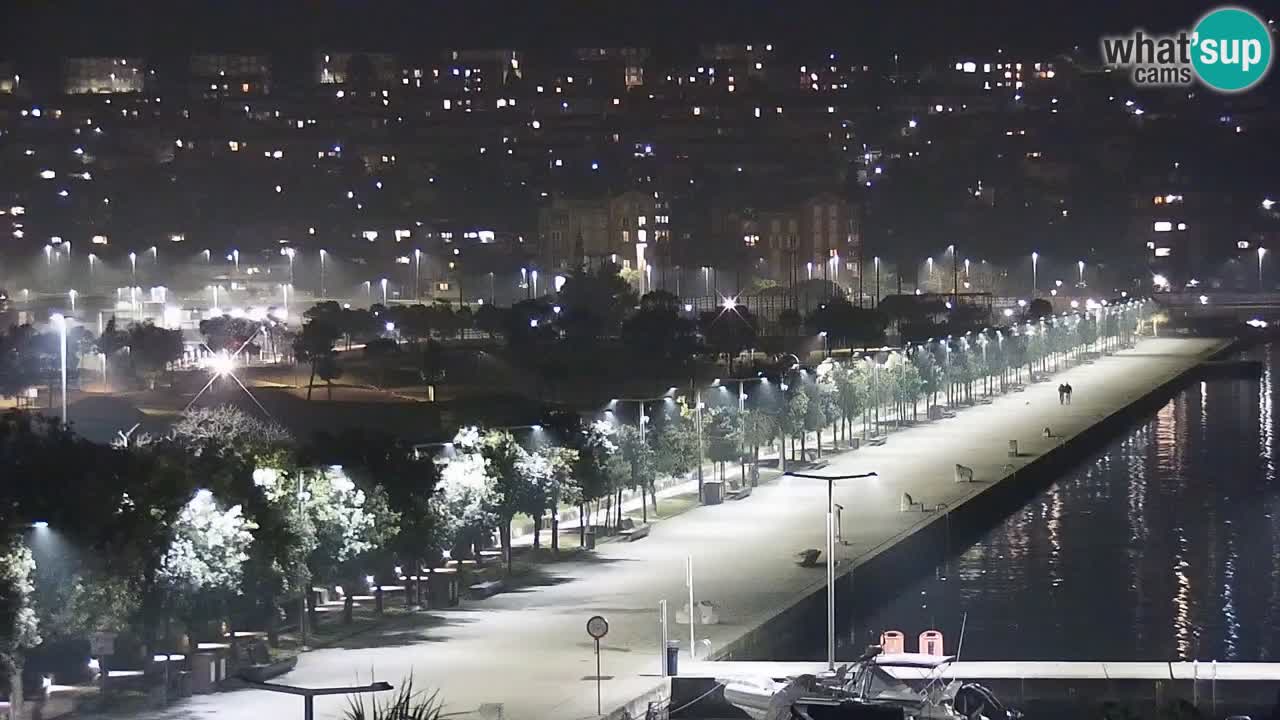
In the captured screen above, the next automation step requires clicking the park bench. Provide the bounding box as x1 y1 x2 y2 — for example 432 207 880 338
468 579 505 600
867 436 888 447
620 523 651 541
726 486 753 501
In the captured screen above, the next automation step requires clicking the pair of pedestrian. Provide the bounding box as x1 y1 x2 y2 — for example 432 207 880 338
1057 383 1074 405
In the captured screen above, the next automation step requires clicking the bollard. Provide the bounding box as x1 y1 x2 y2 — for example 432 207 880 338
666 641 680 676
1007 440 1018 457
375 585 384 614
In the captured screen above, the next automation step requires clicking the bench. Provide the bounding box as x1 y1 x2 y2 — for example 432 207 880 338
726 486 753 501
619 523 651 541
867 436 888 447
468 579 505 600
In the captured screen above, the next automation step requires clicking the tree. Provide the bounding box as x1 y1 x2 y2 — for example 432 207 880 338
777 308 803 337
740 408 777 479
568 421 617 541
699 305 757 374
1027 298 1054 320
435 428 498 559
806 299 886 349
555 262 639 343
480 430 530 576
653 414 699 491
127 322 184 389
704 408 741 484
0 538 39 719
199 315 260 354
363 338 400 389
96 318 129 390
621 292 697 373
614 426 655 521
158 489 257 634
293 319 341 401
538 446 579 554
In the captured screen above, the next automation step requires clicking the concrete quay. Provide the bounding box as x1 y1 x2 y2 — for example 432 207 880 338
130 337 1228 720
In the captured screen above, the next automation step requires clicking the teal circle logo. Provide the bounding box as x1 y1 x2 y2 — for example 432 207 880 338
1191 6 1272 92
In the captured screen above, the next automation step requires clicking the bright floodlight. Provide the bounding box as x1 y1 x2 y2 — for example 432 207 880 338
1152 273 1170 289
385 321 396 332
722 297 737 310
1002 308 1014 317
207 351 236 377
31 521 49 529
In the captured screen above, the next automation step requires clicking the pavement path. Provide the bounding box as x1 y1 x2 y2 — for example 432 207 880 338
125 338 1224 720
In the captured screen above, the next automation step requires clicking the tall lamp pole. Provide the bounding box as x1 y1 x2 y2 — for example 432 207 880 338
52 314 68 422
784 469 879 671
1031 251 1039 295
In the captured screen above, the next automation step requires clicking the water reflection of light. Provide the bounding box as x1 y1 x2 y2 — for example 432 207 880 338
1173 528 1195 658
1262 353 1273 482
1223 520 1239 658
1047 485 1063 587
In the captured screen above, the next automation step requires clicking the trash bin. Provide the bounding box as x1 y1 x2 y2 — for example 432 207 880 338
703 481 723 505
584 529 596 550
190 653 216 693
665 641 680 677
428 569 460 608
1007 439 1018 457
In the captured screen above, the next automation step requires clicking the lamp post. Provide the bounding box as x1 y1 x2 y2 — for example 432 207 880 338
380 277 388 305
51 313 68 422
489 271 496 305
88 253 97 280
873 256 880 308
1031 251 1039 295
129 251 137 285
1259 247 1267 291
1078 260 1085 286
284 247 296 285
68 289 77 313
819 331 829 358
414 249 422 300
783 469 879 671
232 249 240 273
319 249 327 298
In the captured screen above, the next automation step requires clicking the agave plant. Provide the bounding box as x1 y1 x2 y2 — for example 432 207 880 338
344 676 443 720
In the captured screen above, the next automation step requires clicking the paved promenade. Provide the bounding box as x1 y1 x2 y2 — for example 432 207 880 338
133 338 1224 720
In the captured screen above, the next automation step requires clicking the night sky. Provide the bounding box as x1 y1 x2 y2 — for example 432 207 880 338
2 1 1248 61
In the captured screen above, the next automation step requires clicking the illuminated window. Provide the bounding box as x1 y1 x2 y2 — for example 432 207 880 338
1154 247 1172 257
1153 221 1173 232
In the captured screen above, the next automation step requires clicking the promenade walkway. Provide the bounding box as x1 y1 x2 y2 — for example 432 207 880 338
132 337 1224 720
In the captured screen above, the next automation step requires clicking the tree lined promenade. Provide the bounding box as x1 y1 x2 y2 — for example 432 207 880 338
0 297 1153 718
120 335 1222 720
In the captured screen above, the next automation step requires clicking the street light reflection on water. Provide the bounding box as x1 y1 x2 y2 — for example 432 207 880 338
836 345 1280 663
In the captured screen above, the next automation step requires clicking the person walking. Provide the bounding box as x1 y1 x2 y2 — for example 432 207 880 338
1065 383 1073 404
1057 384 1066 405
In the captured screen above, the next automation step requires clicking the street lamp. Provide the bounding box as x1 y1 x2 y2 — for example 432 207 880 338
783 469 878 671
1259 247 1267 291
873 256 881 307
88 253 97 278
380 277 388 305
1031 251 1039 295
319 249 327 298
284 247 296 285
1077 260 1085 286
232 249 240 273
68 289 77 313
51 314 68 422
819 331 829 358
414 249 422 300
129 251 137 284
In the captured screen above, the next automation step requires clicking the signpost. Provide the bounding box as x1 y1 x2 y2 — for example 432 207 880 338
586 615 610 715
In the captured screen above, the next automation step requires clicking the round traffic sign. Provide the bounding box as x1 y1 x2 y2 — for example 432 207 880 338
586 615 609 639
